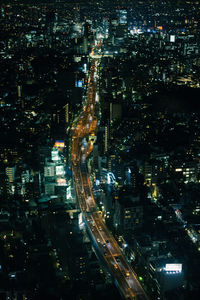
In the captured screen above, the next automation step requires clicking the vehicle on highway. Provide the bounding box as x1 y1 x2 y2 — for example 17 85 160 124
126 271 130 277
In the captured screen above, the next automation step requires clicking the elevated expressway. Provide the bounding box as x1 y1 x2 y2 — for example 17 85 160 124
71 57 149 300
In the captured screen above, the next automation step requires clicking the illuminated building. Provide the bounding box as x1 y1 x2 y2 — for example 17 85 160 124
5 166 16 184
170 160 197 183
113 187 143 232
107 154 124 185
0 168 10 207
44 163 55 178
148 258 184 299
104 125 109 154
45 182 55 196
143 158 169 186
64 103 69 124
109 102 122 124
17 85 22 98
83 37 88 54
118 10 127 25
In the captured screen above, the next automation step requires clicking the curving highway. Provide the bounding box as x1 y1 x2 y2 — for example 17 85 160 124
71 52 149 300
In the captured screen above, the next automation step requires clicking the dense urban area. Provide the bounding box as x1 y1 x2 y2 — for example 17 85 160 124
0 1 200 300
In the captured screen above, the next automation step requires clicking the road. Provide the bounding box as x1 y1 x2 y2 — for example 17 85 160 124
71 53 149 300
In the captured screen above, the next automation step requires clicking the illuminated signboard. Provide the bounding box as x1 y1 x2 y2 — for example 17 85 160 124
51 149 59 161
66 186 71 199
57 178 67 186
54 140 65 148
170 35 175 43
56 165 65 176
165 264 182 272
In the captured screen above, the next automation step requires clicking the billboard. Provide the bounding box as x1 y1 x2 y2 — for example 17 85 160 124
54 140 65 148
56 165 65 176
57 178 67 186
165 264 182 272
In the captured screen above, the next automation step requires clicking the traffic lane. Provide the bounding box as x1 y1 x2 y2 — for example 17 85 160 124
88 216 122 259
92 215 146 295
86 216 119 259
117 256 147 295
72 60 148 300
74 157 133 284
105 255 134 299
